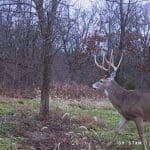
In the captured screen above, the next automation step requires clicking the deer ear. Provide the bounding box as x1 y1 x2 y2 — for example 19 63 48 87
110 72 116 79
100 79 105 82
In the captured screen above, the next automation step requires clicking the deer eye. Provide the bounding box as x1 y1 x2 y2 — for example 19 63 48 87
100 80 103 83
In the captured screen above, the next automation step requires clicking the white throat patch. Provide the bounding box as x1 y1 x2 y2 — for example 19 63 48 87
104 90 109 97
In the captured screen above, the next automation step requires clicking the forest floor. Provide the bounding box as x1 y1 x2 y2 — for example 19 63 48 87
0 96 150 150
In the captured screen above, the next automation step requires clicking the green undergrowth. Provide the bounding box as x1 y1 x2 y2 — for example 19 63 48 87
65 104 150 150
0 98 39 150
0 137 22 150
0 97 150 150
0 98 39 116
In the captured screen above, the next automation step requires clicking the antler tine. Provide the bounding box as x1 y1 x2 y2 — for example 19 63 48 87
102 53 105 66
105 50 124 72
116 52 124 69
105 50 117 71
94 55 109 71
110 50 115 65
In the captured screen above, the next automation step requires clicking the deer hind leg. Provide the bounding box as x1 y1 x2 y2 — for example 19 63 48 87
106 116 128 148
135 117 147 150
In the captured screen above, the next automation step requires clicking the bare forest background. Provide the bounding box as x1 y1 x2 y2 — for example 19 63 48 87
0 0 149 115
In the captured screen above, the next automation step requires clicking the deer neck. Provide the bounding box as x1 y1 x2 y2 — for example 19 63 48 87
105 80 126 110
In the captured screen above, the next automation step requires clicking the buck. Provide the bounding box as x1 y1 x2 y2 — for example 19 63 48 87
92 50 150 150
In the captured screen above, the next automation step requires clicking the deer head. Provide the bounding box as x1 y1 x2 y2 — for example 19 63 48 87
92 50 123 91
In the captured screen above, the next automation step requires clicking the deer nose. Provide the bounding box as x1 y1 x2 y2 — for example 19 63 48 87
92 83 97 90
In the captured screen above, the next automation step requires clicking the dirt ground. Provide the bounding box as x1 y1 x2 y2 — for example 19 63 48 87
16 111 105 150
16 111 131 150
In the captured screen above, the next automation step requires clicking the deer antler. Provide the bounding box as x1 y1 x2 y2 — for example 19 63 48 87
94 54 109 71
94 50 124 72
105 50 123 71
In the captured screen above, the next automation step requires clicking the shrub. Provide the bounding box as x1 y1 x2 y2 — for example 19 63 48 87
124 80 135 90
50 82 101 99
0 82 102 100
0 87 38 99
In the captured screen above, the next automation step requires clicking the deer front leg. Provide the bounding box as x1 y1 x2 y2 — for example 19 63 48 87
106 116 128 148
135 117 147 150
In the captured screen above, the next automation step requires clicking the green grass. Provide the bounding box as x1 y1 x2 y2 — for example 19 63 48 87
0 101 16 116
0 99 39 116
0 98 150 150
66 104 150 150
0 98 39 150
0 137 21 150
0 121 23 150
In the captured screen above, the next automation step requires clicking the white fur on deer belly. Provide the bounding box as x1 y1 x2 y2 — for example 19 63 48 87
104 90 109 97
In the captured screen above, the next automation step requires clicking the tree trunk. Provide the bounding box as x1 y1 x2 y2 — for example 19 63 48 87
33 0 60 118
116 0 125 84
40 58 50 116
40 41 53 117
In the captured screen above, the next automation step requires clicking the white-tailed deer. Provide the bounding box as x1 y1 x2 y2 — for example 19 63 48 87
92 50 150 150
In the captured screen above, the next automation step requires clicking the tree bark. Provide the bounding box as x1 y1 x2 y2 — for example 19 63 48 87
40 41 53 116
33 0 60 118
116 0 125 84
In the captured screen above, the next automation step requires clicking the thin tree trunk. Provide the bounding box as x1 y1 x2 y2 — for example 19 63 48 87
40 58 50 116
40 40 53 117
33 0 60 118
116 0 125 84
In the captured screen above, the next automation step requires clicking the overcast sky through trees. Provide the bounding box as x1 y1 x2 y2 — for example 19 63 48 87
73 0 150 9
